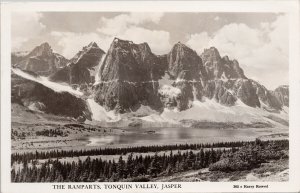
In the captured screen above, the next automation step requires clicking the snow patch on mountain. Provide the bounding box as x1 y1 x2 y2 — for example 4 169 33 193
27 102 45 113
86 98 120 122
137 98 287 125
12 68 83 96
159 85 181 98
220 72 228 81
94 54 106 85
133 105 158 116
140 113 178 124
158 73 173 86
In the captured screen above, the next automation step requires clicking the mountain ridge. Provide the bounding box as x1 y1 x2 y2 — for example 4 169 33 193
49 42 106 86
11 38 289 123
12 42 69 76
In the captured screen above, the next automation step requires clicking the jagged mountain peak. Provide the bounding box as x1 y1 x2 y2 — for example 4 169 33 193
50 42 105 85
167 41 206 81
12 39 289 116
275 85 289 90
200 47 246 80
94 38 167 112
70 42 105 63
28 42 53 57
172 41 196 53
222 55 230 62
99 38 164 82
40 42 51 47
11 42 69 76
87 41 99 48
201 47 222 62
110 37 152 54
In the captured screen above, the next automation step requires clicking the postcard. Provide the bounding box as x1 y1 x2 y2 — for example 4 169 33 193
1 1 300 192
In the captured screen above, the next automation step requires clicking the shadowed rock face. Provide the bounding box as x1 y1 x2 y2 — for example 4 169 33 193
94 38 167 113
250 80 282 110
11 71 91 121
92 38 287 112
165 42 206 110
234 79 261 108
11 38 288 115
201 47 246 80
199 47 286 110
49 42 105 85
12 42 68 76
167 42 207 81
203 80 237 106
274 85 289 107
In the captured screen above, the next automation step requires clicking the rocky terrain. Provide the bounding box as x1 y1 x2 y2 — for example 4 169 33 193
11 38 289 125
11 69 91 121
49 42 105 86
10 38 289 184
94 38 166 113
12 42 68 76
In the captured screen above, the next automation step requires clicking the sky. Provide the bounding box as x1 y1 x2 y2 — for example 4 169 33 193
11 12 288 89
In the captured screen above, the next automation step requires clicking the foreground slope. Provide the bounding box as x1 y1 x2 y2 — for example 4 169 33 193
11 68 91 121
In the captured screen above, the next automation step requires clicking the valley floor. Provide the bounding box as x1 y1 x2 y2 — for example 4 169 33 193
11 103 289 153
11 118 288 153
10 104 289 182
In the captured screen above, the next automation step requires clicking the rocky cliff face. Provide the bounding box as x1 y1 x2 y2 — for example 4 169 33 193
274 85 289 107
11 70 91 121
201 47 246 80
165 42 206 110
49 42 105 85
250 80 282 110
12 42 68 76
199 47 287 110
92 38 288 113
94 38 167 113
203 80 237 106
11 38 288 116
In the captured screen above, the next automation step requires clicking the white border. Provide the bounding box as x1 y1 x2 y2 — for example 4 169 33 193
1 1 300 193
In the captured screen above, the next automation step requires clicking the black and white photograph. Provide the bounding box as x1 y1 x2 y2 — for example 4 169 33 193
1 1 300 192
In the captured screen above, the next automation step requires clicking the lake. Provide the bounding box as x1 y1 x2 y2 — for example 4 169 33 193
83 127 288 147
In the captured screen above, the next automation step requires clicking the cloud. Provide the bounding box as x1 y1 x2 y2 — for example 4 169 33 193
98 12 164 36
186 14 288 89
51 31 112 59
51 12 170 58
96 12 171 54
11 12 45 50
116 26 171 54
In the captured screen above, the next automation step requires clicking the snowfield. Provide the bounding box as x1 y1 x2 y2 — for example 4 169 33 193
139 98 289 125
86 98 120 122
12 68 83 96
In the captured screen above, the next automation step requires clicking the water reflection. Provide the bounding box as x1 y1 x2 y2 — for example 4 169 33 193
84 127 281 147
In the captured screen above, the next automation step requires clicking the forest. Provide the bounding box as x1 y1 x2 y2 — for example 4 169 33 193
11 139 288 182
12 140 249 163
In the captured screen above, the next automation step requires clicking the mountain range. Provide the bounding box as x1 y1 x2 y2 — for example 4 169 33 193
11 38 289 126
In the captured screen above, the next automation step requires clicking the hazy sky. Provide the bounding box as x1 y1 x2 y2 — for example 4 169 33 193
11 12 288 89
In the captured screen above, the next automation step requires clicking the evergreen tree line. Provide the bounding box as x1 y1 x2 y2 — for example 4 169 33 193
35 129 67 137
209 138 289 171
11 139 288 182
11 148 223 182
12 140 260 164
11 140 289 182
